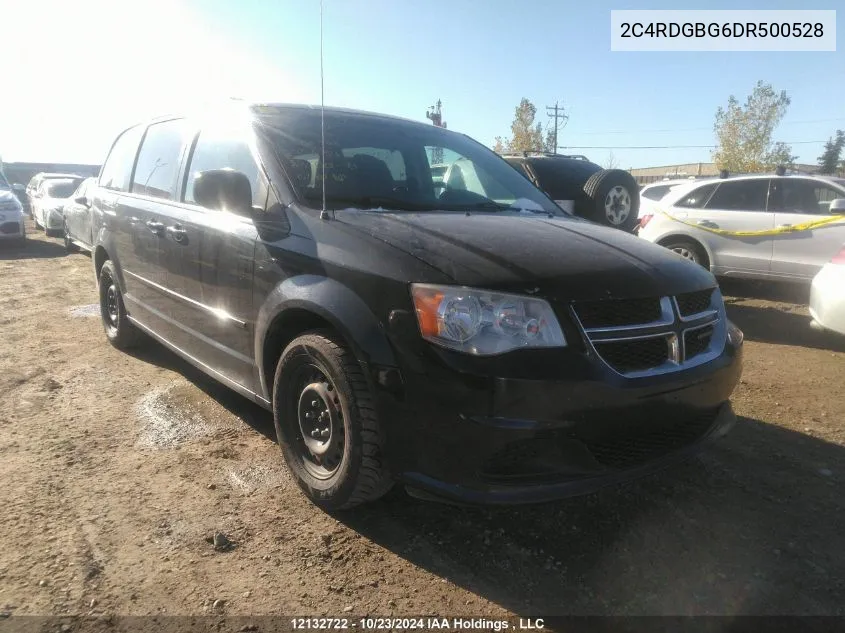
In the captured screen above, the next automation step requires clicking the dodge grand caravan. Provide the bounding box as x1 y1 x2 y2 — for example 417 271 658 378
90 103 743 509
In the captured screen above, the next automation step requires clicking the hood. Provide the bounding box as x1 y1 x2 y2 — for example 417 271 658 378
336 211 715 302
0 190 22 208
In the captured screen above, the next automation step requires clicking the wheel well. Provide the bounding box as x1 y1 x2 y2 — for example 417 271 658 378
262 309 337 395
94 246 109 279
657 234 711 269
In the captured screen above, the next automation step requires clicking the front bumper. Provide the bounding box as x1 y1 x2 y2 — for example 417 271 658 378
810 264 845 336
46 208 65 230
0 213 25 239
375 329 743 505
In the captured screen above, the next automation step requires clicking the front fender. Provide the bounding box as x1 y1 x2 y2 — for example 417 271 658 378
255 274 398 397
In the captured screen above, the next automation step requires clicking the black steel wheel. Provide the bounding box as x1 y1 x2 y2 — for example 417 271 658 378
98 260 143 349
273 331 392 510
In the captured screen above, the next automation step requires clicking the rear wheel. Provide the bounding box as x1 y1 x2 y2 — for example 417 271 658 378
661 238 709 269
98 260 143 349
582 169 640 232
272 332 392 510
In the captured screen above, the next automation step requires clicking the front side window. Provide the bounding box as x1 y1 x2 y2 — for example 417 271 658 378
132 119 188 200
100 125 144 192
775 179 845 215
705 179 770 212
255 108 561 214
183 129 264 207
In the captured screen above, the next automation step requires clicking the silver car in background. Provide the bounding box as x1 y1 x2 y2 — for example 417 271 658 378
810 243 845 336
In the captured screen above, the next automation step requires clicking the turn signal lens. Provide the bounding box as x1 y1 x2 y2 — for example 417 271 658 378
410 284 566 355
830 244 845 265
638 214 653 230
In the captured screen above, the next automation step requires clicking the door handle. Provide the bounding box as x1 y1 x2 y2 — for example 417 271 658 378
165 225 188 243
146 220 165 234
696 220 719 228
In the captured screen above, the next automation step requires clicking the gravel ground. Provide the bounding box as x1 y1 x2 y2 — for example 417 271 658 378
1 221 844 624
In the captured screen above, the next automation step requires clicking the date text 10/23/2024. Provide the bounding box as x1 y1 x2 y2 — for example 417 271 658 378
290 618 546 630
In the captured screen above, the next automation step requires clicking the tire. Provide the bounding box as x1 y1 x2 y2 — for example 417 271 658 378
661 238 710 269
63 220 78 252
98 260 143 349
272 331 393 510
582 169 640 232
45 227 61 238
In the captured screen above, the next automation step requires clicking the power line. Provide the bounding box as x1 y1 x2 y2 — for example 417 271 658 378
573 117 845 137
545 101 568 154
559 140 827 150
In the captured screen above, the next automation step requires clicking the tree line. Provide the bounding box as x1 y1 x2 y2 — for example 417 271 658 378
492 81 843 175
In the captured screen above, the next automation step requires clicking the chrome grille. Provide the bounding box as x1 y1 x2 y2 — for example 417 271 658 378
684 324 715 359
573 297 662 329
594 336 670 373
572 290 725 377
676 289 715 318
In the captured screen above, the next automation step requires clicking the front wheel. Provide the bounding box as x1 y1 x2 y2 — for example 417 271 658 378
63 220 78 252
98 260 143 349
272 332 393 510
662 239 709 269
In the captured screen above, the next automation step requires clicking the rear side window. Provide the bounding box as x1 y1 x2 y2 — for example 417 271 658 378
132 120 188 200
643 185 673 201
183 129 262 206
705 179 770 212
675 183 717 209
100 125 144 192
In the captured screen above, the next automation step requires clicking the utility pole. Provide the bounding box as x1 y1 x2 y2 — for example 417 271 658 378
426 100 447 164
545 101 568 154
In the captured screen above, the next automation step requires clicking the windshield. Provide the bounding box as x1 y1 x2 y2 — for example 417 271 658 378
255 108 561 214
45 180 80 198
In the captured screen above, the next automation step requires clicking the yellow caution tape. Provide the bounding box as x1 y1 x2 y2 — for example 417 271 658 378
654 208 845 237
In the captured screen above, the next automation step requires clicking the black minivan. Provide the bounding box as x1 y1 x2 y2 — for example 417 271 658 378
90 103 743 509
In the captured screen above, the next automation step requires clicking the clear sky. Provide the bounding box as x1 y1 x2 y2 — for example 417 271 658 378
2 0 843 171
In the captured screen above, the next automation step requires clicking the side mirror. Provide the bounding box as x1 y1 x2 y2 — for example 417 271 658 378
829 198 845 214
74 195 89 206
192 169 252 215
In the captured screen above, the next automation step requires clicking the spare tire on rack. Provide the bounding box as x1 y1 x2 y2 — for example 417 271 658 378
582 169 640 232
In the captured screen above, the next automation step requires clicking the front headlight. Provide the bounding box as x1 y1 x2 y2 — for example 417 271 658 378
410 284 566 355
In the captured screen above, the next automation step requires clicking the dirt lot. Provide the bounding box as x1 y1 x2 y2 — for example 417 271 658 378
1 221 845 624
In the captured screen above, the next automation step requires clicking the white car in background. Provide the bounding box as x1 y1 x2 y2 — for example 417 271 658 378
638 174 845 283
31 177 84 237
810 244 845 336
638 180 692 220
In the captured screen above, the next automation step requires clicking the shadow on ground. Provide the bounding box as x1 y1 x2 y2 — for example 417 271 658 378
125 302 845 616
339 418 845 615
719 279 845 352
0 237 68 260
